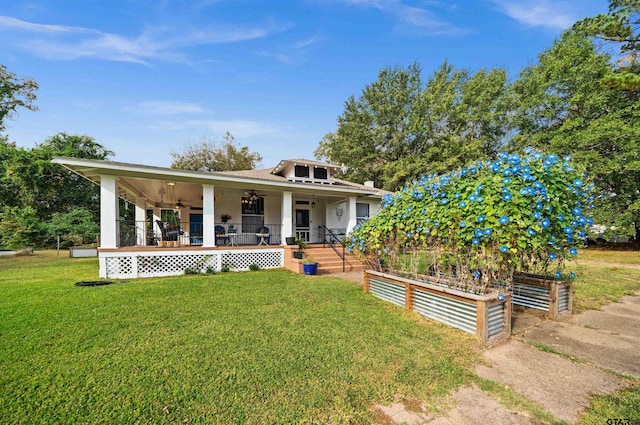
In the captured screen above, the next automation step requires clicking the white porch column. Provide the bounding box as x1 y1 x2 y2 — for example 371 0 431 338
202 184 216 247
100 175 118 249
281 191 293 245
135 197 147 246
346 196 357 235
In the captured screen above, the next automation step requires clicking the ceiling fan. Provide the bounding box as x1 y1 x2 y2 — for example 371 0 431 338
244 189 265 201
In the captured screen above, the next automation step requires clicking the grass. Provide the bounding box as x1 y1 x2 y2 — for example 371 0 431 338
572 262 640 313
0 251 481 424
579 247 640 265
576 383 640 424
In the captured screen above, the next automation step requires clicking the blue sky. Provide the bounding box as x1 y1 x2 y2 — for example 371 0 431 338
1 0 607 169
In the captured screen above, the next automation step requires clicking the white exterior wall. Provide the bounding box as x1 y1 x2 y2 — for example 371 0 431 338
326 201 347 231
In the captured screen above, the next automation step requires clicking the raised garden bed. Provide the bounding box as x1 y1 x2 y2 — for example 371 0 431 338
364 270 511 345
511 272 572 320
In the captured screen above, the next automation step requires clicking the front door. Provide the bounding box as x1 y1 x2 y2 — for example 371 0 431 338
295 208 310 241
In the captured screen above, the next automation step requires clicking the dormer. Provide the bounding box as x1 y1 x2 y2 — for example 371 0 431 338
271 159 344 185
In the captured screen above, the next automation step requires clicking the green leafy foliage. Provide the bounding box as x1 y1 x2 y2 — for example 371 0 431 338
315 61 509 190
573 0 640 91
509 30 640 241
0 64 38 132
0 206 47 249
170 132 262 171
47 208 99 248
349 150 594 292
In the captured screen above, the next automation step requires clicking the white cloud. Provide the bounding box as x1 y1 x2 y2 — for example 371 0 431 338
490 0 586 30
0 15 288 64
126 101 206 115
341 0 467 35
187 119 286 138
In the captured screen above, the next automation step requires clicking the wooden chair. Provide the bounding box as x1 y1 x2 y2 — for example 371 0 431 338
156 220 181 241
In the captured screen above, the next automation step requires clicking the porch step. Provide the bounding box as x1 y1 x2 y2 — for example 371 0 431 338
303 245 367 274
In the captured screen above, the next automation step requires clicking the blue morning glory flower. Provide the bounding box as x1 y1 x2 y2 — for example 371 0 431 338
549 252 556 260
564 226 573 234
472 238 480 245
474 228 483 237
533 211 541 219
555 271 562 279
473 271 481 279
502 177 511 185
483 228 493 236
572 207 582 216
527 228 537 236
502 193 513 201
477 215 485 223
541 218 551 229
574 179 583 187
524 147 533 154
406 232 413 239
454 192 461 198
570 272 577 279
407 206 412 212
469 194 477 202
500 245 509 253
401 213 407 219
459 201 467 208
559 214 565 221
536 202 543 210
499 216 509 225
503 169 512 177
459 221 467 228
569 247 578 256
441 198 448 205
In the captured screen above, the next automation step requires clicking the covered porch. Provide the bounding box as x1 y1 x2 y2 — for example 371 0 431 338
52 157 381 278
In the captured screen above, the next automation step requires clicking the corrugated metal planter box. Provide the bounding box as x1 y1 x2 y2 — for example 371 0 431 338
364 270 511 346
69 247 98 258
512 273 572 320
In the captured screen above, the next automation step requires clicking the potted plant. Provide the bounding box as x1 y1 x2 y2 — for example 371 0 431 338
285 236 296 245
221 214 231 223
293 238 306 259
303 255 318 275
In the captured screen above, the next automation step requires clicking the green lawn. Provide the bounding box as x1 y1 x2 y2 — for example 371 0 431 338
0 251 480 424
573 253 640 313
579 248 640 265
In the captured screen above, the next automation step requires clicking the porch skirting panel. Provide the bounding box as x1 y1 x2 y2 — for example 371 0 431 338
99 248 285 278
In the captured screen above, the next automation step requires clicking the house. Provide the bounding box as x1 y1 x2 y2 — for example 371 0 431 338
52 157 384 278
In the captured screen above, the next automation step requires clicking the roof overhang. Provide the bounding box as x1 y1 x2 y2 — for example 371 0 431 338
52 157 382 198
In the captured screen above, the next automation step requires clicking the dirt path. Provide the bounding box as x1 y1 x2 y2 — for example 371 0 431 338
376 293 640 424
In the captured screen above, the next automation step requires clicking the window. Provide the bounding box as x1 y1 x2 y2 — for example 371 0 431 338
314 167 327 180
294 165 309 178
356 202 370 225
241 197 264 232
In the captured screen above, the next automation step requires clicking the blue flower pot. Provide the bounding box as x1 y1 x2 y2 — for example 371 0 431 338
303 263 318 275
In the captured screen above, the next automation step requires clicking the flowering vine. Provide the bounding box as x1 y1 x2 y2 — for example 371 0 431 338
349 149 594 293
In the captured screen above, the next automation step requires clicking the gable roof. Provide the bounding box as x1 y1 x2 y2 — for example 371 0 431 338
271 158 344 175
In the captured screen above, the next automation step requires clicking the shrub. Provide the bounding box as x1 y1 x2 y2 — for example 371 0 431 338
349 149 594 292
248 263 260 271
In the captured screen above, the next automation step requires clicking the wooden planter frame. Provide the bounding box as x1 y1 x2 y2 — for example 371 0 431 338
364 270 511 345
512 273 572 320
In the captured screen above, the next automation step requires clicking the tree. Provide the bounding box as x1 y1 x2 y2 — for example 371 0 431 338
0 133 113 220
509 30 640 241
315 62 509 191
0 64 38 132
573 0 640 91
170 132 262 171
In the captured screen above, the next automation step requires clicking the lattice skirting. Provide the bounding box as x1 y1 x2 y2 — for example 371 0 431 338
99 249 285 278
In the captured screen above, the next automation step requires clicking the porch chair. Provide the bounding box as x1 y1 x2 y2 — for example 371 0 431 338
215 225 229 246
156 220 181 241
256 226 270 245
